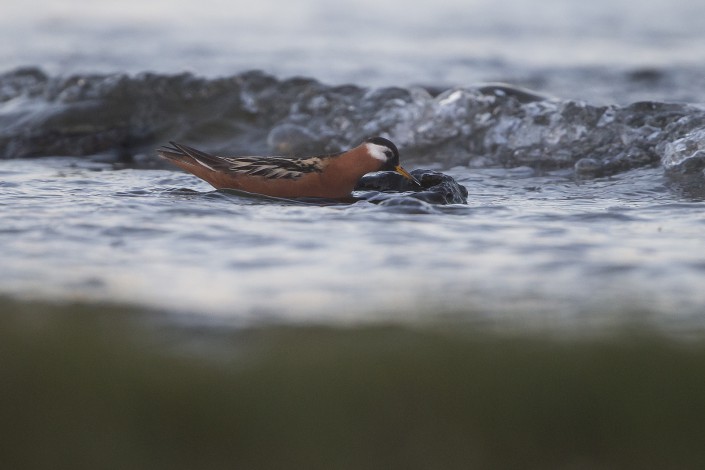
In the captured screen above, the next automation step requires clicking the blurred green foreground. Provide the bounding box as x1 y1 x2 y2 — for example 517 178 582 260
2 297 705 469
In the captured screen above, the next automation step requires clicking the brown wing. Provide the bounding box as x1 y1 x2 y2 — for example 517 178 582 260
158 142 334 180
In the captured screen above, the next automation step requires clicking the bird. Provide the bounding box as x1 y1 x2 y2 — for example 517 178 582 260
157 137 420 199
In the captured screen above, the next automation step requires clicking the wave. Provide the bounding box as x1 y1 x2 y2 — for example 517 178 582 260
1 67 704 178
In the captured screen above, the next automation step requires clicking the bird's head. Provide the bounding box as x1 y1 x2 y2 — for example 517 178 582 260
364 137 421 186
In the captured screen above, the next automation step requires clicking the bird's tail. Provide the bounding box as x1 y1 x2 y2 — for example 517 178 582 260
157 142 224 172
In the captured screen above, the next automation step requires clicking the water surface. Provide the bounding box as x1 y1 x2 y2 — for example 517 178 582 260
2 158 703 326
2 0 705 327
5 0 705 103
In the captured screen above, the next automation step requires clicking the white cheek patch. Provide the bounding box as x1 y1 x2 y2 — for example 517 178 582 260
365 143 388 162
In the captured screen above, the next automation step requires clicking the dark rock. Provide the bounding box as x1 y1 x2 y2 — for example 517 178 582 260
476 83 551 103
2 68 705 184
355 169 468 205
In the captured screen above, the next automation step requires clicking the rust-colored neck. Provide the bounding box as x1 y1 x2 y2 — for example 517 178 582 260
319 145 383 197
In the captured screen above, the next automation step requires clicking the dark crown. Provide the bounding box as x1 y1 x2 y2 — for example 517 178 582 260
365 136 400 171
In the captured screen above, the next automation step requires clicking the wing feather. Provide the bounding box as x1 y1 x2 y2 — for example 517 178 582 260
220 155 330 179
159 142 335 180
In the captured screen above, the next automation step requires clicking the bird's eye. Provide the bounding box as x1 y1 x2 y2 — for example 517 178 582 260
384 150 393 158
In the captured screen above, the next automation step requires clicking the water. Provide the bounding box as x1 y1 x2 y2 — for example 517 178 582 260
2 0 705 327
5 0 705 103
1 157 703 326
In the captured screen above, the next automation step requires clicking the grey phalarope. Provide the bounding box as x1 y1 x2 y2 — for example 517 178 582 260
158 136 419 198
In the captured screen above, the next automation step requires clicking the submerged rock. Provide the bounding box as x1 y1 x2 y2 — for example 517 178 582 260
355 169 468 205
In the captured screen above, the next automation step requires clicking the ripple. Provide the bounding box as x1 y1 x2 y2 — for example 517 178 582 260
1 159 705 324
566 212 640 222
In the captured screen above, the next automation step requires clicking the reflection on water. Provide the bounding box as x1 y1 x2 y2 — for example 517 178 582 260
1 158 704 325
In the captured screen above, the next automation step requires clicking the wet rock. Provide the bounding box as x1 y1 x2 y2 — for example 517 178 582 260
372 197 439 214
476 83 551 103
660 128 705 175
266 124 320 156
2 68 705 183
355 169 468 205
574 157 603 177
